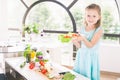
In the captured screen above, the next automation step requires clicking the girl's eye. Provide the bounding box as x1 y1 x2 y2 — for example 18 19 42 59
87 15 90 17
93 16 96 18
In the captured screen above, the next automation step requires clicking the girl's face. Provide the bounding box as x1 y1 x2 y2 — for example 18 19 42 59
85 9 100 26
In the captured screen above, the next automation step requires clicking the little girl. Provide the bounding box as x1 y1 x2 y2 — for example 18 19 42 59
72 4 103 80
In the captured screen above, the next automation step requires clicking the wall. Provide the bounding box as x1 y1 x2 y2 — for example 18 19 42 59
99 43 120 73
0 0 9 41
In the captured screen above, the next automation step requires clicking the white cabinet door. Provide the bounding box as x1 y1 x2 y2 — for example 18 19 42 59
0 54 4 73
60 43 73 66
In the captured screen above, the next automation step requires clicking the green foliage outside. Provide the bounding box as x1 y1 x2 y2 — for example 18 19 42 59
101 10 113 32
24 23 40 34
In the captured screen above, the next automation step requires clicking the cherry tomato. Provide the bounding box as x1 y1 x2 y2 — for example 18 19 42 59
29 62 35 69
64 35 71 38
41 69 47 74
39 60 45 66
72 33 78 37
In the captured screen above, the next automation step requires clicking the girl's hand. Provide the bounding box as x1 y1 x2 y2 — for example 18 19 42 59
72 37 78 43
77 35 85 41
72 37 81 48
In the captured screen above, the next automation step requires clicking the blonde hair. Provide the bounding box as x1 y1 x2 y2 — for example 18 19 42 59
84 4 101 28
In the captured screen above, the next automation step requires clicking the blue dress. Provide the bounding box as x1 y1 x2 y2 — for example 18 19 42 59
73 26 101 80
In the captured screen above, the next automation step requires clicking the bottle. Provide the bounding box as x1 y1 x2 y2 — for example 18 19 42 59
44 50 53 73
44 50 50 61
26 53 31 63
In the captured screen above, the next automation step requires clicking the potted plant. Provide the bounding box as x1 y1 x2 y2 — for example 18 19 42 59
24 23 40 34
24 23 40 41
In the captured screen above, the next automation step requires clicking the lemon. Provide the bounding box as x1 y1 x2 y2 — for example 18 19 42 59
30 51 36 59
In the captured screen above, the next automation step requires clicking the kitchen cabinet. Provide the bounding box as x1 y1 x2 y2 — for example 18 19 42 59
0 45 25 74
0 53 4 73
99 43 120 73
60 43 73 66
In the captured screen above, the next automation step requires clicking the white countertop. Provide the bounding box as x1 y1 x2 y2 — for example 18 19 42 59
5 57 90 80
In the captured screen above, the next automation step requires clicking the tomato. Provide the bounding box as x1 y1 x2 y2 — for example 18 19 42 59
64 35 71 38
29 62 35 69
72 33 78 37
39 60 45 66
41 69 47 74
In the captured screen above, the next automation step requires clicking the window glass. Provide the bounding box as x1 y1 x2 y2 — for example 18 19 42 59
25 2 73 32
7 0 26 29
23 0 38 7
57 0 74 7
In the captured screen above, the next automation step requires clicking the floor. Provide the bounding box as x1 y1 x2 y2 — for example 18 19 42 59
101 71 120 80
0 74 6 80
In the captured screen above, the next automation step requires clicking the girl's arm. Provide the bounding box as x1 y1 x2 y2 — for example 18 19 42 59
78 29 103 48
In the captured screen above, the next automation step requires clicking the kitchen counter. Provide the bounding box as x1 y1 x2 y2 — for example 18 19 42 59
5 57 90 80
